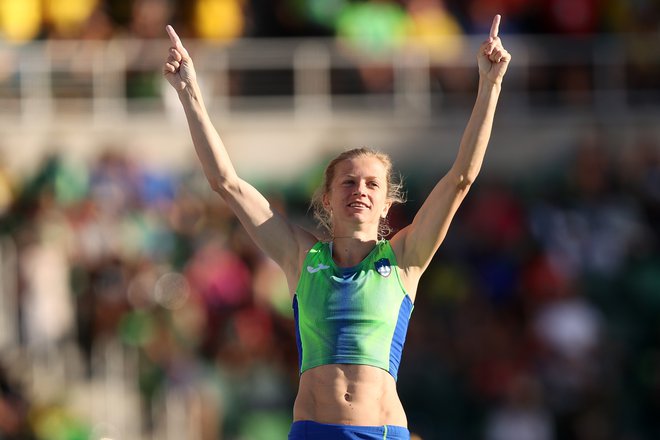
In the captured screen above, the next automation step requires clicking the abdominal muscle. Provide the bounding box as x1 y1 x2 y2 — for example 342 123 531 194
293 364 408 427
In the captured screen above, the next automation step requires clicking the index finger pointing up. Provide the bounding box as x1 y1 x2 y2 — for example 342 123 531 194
490 14 501 39
166 25 182 48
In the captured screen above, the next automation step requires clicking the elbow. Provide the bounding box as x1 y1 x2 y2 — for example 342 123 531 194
456 173 476 191
450 164 479 192
207 176 224 193
208 175 238 196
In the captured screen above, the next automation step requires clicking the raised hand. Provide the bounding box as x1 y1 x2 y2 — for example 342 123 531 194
477 15 511 84
163 25 196 92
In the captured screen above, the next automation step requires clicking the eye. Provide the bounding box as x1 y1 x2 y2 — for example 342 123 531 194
368 181 380 188
342 179 354 186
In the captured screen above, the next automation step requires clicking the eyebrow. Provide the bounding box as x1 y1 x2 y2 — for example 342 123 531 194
341 174 382 180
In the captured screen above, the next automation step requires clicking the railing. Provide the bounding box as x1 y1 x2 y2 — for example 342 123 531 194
0 236 18 350
1 34 657 127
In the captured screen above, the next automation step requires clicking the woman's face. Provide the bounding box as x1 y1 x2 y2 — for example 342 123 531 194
324 156 391 232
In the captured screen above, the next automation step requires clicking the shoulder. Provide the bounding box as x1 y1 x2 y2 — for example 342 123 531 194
385 233 424 300
280 233 322 292
378 239 395 256
384 235 405 262
290 229 323 263
298 240 328 265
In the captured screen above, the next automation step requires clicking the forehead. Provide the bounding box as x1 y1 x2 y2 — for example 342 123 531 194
334 156 387 179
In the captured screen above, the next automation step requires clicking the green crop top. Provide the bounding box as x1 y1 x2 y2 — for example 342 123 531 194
292 240 414 380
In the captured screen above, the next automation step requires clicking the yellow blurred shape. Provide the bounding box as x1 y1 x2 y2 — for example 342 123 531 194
0 0 42 42
409 8 464 61
194 0 244 41
44 0 97 37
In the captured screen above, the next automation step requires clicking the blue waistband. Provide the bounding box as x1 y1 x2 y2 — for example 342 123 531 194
289 420 410 440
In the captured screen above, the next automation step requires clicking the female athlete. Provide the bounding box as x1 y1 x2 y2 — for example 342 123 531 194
163 14 510 440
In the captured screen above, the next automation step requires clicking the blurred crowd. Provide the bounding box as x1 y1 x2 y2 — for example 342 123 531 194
2 0 659 112
1 0 659 44
0 2 659 440
0 126 659 439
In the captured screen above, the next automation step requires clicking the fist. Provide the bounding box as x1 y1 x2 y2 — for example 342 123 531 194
163 25 196 92
477 15 511 84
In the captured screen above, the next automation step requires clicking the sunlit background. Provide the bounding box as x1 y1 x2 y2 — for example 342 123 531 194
0 0 659 439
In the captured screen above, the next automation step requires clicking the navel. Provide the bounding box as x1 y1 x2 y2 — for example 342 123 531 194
344 393 352 402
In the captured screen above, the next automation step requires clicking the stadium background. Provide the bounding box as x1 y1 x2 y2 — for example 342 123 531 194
0 0 659 439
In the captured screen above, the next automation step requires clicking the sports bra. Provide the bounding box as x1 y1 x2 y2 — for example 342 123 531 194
292 240 414 380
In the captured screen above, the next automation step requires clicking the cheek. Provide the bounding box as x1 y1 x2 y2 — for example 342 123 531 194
327 189 345 208
375 189 388 204
323 190 336 210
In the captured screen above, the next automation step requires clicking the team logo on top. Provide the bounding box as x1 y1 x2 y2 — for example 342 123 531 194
307 263 330 273
375 258 391 277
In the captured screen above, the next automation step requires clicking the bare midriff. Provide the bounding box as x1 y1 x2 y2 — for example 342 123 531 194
293 364 407 427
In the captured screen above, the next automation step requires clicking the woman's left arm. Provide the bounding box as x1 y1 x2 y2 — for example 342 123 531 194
392 15 511 279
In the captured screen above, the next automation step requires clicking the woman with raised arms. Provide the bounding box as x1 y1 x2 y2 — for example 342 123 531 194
163 15 510 440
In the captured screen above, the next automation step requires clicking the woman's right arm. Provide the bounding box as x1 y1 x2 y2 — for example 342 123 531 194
163 25 316 278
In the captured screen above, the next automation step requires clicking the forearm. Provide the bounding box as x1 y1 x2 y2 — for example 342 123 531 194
178 82 239 191
451 76 502 187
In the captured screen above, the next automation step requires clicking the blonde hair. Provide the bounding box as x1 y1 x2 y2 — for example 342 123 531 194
311 147 406 239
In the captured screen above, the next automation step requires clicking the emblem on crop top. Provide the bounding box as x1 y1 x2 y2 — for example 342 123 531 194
375 258 391 277
307 263 330 273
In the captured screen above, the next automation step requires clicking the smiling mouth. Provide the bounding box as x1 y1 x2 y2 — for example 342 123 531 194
347 202 370 209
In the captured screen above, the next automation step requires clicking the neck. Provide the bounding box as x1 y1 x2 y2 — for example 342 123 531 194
330 236 379 267
331 224 378 241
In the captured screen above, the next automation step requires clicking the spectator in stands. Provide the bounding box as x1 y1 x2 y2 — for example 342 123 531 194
192 0 246 41
42 0 98 39
0 154 14 217
130 0 173 39
0 361 36 439
485 374 554 440
0 0 42 42
406 0 464 61
336 0 411 92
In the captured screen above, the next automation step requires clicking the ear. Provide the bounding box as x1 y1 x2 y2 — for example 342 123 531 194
381 200 392 219
323 192 330 211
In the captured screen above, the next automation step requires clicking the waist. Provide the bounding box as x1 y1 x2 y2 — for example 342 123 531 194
293 364 407 426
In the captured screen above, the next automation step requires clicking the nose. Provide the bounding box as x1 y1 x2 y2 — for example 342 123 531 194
353 181 367 196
